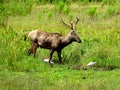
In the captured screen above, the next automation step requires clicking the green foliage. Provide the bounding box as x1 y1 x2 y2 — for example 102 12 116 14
58 1 65 12
47 11 53 18
82 0 90 4
38 12 42 21
37 0 73 4
63 5 70 14
0 2 119 70
88 6 97 17
0 2 120 89
102 0 116 5
1 67 120 90
90 46 119 67
55 1 71 16
0 0 33 27
107 5 115 16
68 13 73 20
91 0 103 2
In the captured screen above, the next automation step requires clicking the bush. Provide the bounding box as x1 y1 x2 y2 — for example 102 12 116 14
58 1 65 12
0 0 33 27
63 5 70 14
88 7 97 17
107 5 115 16
47 11 53 19
102 0 116 5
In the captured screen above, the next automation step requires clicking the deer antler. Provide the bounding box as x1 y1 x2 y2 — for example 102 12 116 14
73 17 79 30
74 17 79 25
61 19 73 30
61 17 79 30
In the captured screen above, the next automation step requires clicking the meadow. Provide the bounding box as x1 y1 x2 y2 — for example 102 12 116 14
0 1 120 90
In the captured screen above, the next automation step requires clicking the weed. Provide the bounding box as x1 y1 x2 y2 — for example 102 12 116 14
68 13 73 20
47 11 53 19
88 6 97 17
58 1 65 13
63 5 70 14
107 5 115 17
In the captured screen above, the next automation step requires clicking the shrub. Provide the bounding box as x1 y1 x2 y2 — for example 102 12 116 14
102 0 116 5
68 13 73 20
107 5 115 16
47 11 53 19
58 1 65 12
88 7 97 17
63 5 70 14
38 12 42 21
55 1 71 15
0 0 33 27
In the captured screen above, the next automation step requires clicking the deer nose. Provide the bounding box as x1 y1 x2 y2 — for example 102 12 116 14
78 39 82 43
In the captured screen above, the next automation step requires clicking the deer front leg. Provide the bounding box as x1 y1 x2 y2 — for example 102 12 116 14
57 51 62 64
49 49 54 63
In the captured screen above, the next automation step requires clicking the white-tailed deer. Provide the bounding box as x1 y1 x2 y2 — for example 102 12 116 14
25 17 81 64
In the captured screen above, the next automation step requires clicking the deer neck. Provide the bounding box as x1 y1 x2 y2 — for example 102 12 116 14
61 34 73 46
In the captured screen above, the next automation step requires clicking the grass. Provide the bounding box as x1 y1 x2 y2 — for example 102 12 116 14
1 69 120 90
0 2 120 90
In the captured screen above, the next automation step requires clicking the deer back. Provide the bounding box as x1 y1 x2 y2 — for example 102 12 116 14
28 30 63 49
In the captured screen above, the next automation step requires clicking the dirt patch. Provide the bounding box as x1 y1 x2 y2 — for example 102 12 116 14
70 64 119 71
102 66 119 71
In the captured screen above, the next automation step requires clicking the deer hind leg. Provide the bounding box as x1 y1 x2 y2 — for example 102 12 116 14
57 51 62 64
32 43 38 57
28 42 38 57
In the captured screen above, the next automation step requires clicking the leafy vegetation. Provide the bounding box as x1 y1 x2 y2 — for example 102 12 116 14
0 0 120 90
0 0 33 27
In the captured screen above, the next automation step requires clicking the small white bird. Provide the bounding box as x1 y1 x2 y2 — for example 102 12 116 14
87 62 97 67
44 59 54 64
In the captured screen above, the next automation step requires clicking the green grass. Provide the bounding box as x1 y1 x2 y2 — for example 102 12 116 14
0 2 120 90
1 69 120 90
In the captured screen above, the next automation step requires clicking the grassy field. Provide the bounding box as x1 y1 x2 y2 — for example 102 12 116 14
0 2 120 90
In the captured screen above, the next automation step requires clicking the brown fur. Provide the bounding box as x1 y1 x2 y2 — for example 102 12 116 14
27 18 81 64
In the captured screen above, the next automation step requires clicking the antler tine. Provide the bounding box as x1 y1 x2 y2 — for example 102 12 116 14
72 17 79 30
74 17 79 25
70 22 74 29
61 19 73 29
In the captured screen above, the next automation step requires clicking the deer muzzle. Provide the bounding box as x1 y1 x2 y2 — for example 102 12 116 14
78 39 82 43
77 37 82 43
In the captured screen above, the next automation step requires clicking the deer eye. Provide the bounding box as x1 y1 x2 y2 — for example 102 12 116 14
74 33 77 36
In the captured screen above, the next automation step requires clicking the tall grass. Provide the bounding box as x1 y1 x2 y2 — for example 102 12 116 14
0 0 33 27
0 2 120 70
0 2 120 89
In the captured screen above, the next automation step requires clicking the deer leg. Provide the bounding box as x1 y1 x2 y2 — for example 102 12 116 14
57 51 62 64
32 43 38 57
27 42 33 56
28 42 37 57
28 48 31 55
49 49 54 63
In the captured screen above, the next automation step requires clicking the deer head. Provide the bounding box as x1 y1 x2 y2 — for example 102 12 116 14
61 17 81 43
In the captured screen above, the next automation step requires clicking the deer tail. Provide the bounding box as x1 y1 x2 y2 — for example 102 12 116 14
24 32 27 41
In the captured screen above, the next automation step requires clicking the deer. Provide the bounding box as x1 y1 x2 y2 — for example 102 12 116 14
25 17 82 64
